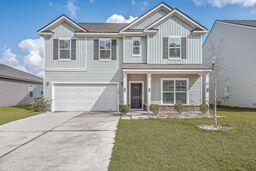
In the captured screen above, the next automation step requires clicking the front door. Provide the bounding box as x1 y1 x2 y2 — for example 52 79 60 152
130 83 143 109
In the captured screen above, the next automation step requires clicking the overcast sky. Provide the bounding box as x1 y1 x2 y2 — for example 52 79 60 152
1 0 256 77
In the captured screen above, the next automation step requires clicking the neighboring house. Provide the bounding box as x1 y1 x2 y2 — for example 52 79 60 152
203 20 256 108
38 2 211 112
0 64 43 106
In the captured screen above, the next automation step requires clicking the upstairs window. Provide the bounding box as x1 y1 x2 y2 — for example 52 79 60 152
99 39 111 61
59 39 71 60
132 37 141 56
168 37 181 59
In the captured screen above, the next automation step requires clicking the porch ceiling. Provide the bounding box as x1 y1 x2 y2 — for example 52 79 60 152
122 64 212 74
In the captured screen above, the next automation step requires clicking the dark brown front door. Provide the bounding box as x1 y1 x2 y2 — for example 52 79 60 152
130 83 143 109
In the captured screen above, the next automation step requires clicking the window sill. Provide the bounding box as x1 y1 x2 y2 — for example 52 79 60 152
58 59 71 62
98 59 112 62
132 54 141 57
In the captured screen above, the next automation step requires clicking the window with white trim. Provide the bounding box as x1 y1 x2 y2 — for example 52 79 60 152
132 37 141 56
168 37 181 59
59 39 71 59
99 39 111 61
162 79 188 104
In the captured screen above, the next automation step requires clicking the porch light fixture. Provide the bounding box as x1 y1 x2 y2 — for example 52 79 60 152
148 88 151 92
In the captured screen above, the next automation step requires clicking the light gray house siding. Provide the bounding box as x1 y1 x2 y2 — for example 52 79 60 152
44 31 124 103
0 78 42 106
124 36 147 63
148 16 202 64
131 9 168 29
44 22 87 70
203 21 256 108
151 74 201 105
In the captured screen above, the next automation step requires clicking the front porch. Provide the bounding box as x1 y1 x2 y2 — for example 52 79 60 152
122 64 211 112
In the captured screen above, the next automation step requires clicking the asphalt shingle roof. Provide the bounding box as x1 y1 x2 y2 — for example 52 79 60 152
221 20 256 28
78 23 129 33
0 64 43 84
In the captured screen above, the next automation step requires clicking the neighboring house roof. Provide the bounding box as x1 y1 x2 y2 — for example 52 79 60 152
219 20 256 29
78 23 129 33
0 64 43 84
123 64 211 70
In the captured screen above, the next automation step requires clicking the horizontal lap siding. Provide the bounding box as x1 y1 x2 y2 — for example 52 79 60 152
44 37 123 103
0 79 42 106
148 16 202 64
151 74 201 105
45 22 87 69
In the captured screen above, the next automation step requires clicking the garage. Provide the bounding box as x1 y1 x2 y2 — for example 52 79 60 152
53 83 119 112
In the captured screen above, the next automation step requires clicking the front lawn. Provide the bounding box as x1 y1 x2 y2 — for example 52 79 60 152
109 108 256 170
0 105 41 125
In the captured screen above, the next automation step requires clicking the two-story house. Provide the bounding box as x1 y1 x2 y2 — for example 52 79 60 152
38 3 211 112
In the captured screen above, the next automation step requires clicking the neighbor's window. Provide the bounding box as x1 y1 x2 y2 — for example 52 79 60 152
28 84 34 97
132 37 141 56
169 37 181 59
162 79 188 104
99 39 111 61
59 39 71 59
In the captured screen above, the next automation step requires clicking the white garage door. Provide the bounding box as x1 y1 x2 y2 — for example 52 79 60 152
53 83 119 111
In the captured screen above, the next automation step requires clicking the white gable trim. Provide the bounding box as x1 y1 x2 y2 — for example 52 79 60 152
144 9 207 33
120 3 173 32
37 15 87 34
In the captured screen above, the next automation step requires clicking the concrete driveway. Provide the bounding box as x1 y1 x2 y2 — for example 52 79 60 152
0 111 120 171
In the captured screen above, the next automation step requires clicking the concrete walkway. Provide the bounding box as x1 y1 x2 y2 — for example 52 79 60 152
0 111 119 171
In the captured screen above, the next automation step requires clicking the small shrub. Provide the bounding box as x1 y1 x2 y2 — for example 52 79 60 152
119 104 131 115
174 103 184 114
149 104 159 115
143 104 148 111
32 97 51 112
200 103 209 114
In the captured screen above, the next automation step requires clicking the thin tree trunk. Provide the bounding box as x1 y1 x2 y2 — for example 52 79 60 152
214 75 218 127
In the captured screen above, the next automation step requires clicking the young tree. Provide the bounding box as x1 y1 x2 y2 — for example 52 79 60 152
208 41 223 128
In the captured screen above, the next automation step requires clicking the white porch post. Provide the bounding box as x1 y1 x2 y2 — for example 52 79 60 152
147 73 151 109
205 73 210 105
123 72 128 105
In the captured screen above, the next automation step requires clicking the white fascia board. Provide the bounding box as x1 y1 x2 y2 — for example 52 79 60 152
144 9 207 33
37 15 87 34
120 3 173 32
123 69 212 73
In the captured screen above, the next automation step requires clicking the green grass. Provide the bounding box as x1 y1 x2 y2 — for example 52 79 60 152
0 105 41 125
109 108 256 170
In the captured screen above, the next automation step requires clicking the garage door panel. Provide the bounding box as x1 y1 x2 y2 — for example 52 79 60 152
53 84 118 111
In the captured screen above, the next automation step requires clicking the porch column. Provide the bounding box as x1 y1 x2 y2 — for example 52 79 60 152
123 72 128 105
205 73 210 105
147 73 152 109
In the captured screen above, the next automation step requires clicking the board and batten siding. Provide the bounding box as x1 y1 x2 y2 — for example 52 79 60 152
44 22 87 69
131 9 168 30
148 16 202 64
124 36 147 63
151 74 201 105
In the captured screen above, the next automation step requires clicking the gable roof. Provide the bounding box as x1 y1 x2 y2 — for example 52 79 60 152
0 64 43 84
219 20 256 29
37 2 206 35
144 8 207 32
79 23 129 33
37 15 87 34
120 2 173 32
